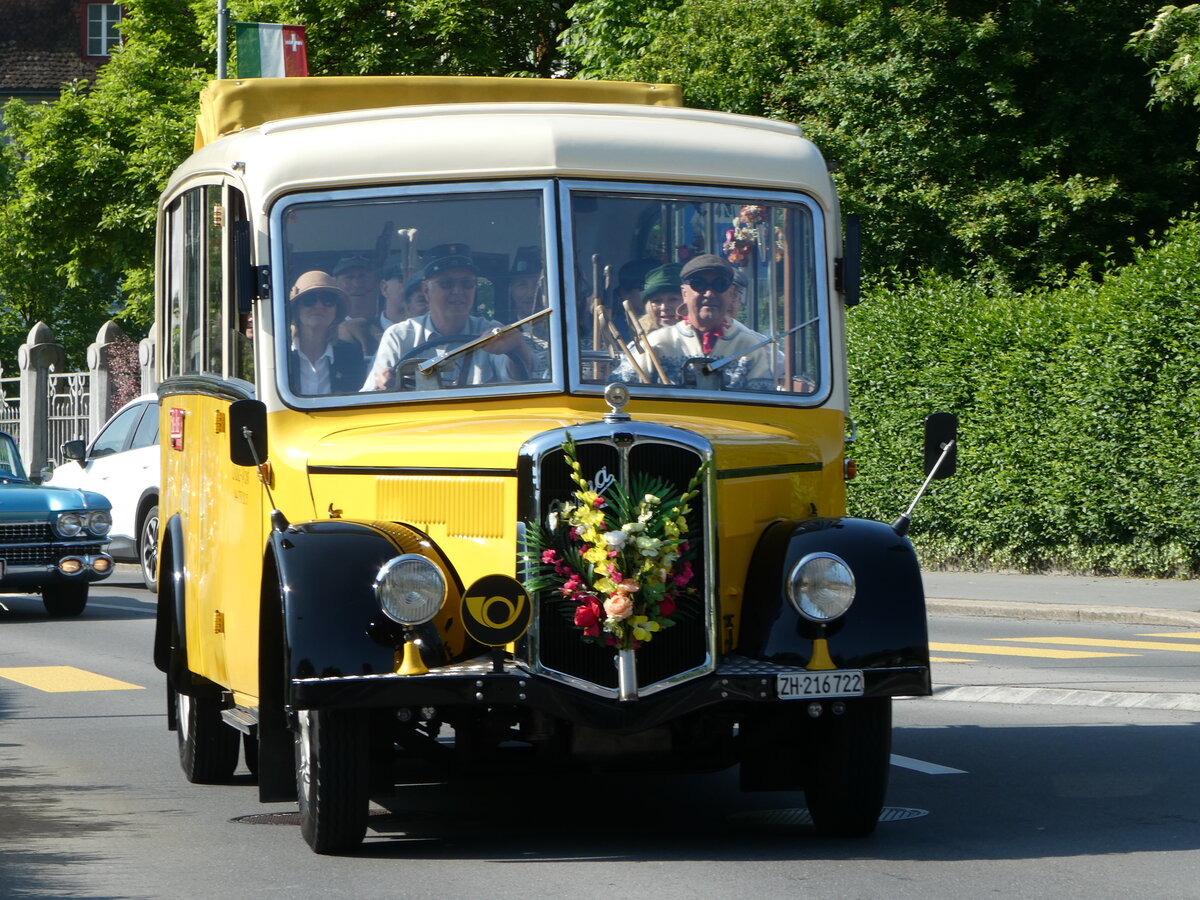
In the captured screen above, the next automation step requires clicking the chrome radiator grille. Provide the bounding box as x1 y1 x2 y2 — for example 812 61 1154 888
520 426 713 695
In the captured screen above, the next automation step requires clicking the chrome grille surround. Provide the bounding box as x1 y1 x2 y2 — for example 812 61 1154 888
517 422 716 698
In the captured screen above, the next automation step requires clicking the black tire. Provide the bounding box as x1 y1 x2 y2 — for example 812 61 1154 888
139 504 159 592
176 690 240 784
42 582 88 617
805 697 892 837
295 709 370 853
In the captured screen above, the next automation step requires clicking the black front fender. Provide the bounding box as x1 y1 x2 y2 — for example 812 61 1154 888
269 520 454 694
737 518 929 691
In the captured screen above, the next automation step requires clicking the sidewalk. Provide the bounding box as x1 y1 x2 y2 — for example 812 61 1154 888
922 571 1200 626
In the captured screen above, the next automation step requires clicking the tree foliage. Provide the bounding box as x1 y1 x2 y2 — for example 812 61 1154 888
0 0 579 367
1131 4 1200 122
564 0 1200 286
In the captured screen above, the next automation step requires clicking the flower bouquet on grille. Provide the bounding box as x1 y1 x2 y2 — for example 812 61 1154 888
523 434 706 655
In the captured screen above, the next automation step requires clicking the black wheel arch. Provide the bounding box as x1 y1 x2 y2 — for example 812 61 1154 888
736 517 929 673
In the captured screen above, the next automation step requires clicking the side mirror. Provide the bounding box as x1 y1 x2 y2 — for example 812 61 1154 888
61 439 86 463
228 399 268 467
837 213 862 306
923 412 957 479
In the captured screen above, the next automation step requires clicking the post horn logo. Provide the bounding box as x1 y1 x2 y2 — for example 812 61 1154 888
461 574 532 646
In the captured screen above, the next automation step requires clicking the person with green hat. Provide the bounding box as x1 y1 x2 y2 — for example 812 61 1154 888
636 262 683 335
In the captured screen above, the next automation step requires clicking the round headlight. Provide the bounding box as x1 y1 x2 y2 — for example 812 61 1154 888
87 510 112 536
375 555 446 626
787 552 856 622
55 512 83 537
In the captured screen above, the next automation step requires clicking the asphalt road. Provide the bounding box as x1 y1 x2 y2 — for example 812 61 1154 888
0 571 1197 898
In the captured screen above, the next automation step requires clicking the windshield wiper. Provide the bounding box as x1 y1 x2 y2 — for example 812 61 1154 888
704 315 820 375
418 308 552 376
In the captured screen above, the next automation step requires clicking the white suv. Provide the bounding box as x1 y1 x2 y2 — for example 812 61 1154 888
44 395 159 591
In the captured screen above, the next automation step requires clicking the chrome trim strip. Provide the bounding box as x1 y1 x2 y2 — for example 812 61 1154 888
559 179 833 408
268 179 565 410
520 421 718 698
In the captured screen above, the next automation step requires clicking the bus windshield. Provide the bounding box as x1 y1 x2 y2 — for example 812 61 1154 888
273 181 826 405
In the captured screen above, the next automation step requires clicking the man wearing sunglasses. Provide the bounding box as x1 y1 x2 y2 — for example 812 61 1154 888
365 243 532 390
617 254 776 390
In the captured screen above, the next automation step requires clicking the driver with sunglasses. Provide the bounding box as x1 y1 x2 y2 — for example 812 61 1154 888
617 254 777 390
364 243 533 390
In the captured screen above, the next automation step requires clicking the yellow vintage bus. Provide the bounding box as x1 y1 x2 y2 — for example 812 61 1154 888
152 75 950 853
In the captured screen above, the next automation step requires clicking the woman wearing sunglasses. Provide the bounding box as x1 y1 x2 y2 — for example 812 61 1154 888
287 270 367 395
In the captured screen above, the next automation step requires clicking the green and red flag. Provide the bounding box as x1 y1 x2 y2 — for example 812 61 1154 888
234 22 308 78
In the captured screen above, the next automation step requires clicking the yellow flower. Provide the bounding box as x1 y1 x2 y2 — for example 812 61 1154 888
630 616 660 642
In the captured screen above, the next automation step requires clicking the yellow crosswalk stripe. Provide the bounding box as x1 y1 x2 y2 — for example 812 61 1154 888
995 637 1200 653
0 666 144 692
1138 631 1200 639
930 642 1133 659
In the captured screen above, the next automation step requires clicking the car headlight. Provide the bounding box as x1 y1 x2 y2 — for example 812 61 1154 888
374 554 446 625
787 552 856 622
86 510 112 536
54 512 83 537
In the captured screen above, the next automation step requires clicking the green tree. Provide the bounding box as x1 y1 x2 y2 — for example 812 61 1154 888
0 0 580 368
563 0 1200 286
1131 4 1200 125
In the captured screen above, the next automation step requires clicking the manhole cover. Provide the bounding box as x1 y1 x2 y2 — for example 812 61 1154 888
233 809 394 826
730 807 928 827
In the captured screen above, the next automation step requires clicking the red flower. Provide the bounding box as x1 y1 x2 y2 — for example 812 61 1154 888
658 595 676 618
542 549 559 564
593 496 604 508
574 595 604 637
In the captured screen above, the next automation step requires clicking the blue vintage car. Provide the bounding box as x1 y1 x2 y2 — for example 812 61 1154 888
0 431 114 616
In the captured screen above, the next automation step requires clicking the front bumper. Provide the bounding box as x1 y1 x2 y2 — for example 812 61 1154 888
0 553 114 591
291 655 931 733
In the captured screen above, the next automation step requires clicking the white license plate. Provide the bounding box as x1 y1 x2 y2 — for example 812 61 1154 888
776 670 864 700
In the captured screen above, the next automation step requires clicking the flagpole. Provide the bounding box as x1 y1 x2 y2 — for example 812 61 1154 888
216 0 229 78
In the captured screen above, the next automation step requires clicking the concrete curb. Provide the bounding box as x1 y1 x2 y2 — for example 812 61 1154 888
926 597 1200 627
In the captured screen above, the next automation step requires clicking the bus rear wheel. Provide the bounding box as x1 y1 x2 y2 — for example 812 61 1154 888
295 709 369 853
176 689 240 783
804 697 892 837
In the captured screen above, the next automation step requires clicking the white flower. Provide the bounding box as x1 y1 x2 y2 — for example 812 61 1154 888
643 494 661 505
635 535 662 558
547 511 559 531
621 522 645 535
603 530 629 551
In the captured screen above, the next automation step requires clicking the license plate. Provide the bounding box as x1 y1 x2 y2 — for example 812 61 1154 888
776 670 864 700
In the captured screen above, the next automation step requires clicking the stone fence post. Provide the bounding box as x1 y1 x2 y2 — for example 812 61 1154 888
87 320 129 437
18 322 65 475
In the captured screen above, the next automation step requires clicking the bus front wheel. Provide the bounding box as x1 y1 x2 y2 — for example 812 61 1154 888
804 696 892 837
295 709 369 853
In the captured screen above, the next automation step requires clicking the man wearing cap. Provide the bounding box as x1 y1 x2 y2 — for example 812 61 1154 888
616 254 776 390
333 254 384 357
287 270 366 395
364 243 532 390
378 256 429 330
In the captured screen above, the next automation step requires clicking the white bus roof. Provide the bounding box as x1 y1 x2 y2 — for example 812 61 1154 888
173 77 833 204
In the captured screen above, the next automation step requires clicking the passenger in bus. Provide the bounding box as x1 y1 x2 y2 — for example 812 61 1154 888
288 270 367 395
379 254 417 331
364 244 533 390
333 254 384 358
615 254 776 390
507 246 550 380
635 263 683 335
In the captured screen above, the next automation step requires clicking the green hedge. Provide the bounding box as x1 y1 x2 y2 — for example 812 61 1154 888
845 212 1200 576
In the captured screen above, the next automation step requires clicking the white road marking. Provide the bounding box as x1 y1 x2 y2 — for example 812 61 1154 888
890 754 967 775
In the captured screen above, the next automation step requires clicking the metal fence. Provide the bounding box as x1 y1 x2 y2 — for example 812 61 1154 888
0 375 18 443
47 369 90 457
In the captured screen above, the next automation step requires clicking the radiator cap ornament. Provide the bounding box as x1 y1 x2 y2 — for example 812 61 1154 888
604 382 631 422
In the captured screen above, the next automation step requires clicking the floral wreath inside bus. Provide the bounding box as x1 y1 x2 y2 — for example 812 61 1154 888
274 182 826 404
